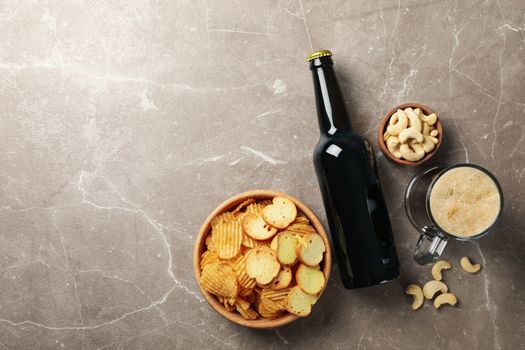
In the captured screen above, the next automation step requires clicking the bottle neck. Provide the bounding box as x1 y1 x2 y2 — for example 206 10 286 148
310 57 353 135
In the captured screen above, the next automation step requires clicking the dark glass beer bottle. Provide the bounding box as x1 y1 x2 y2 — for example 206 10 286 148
308 50 400 289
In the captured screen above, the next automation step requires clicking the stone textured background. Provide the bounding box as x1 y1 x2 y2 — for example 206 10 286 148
0 0 524 349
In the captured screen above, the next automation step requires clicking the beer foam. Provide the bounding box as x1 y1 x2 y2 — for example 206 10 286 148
429 166 501 237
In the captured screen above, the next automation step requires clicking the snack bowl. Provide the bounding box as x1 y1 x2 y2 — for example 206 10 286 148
377 103 443 166
193 190 332 329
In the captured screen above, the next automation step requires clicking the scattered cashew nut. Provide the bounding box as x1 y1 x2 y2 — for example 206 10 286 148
421 113 437 126
431 260 452 281
423 280 448 299
400 142 425 161
386 109 408 135
405 284 424 310
460 257 481 273
430 129 439 137
405 108 422 132
399 128 424 144
434 293 458 309
386 136 402 159
422 135 436 153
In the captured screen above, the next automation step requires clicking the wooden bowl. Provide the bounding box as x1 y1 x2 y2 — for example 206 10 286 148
193 190 332 329
377 103 443 166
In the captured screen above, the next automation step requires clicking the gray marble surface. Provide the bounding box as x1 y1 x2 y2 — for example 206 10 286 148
0 0 524 349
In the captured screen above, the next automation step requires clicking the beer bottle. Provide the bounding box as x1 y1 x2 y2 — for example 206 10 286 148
308 50 400 289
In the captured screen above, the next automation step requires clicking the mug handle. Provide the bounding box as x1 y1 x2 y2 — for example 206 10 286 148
413 226 448 265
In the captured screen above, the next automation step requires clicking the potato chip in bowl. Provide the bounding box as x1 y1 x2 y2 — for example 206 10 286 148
193 190 332 328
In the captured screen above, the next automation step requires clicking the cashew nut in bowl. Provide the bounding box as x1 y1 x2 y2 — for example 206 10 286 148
434 293 457 309
389 112 398 125
423 280 448 299
430 136 439 144
386 136 402 159
405 108 422 132
421 113 437 126
422 122 431 136
399 128 424 144
400 142 425 162
460 257 481 273
422 135 436 153
431 260 451 281
430 129 439 137
405 284 424 310
386 109 408 135
383 131 390 142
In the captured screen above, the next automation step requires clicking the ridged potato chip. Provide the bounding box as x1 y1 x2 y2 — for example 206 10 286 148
242 233 271 249
211 212 235 229
205 234 216 252
232 253 257 289
286 223 317 237
232 198 256 214
235 211 249 225
236 305 258 320
258 302 283 319
262 287 291 307
238 287 254 297
234 297 251 310
217 296 236 312
259 199 272 206
245 203 265 216
292 215 310 225
200 262 238 298
200 250 220 270
212 221 243 259
260 296 283 312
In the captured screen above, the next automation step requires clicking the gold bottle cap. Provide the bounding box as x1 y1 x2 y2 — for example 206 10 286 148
307 50 332 62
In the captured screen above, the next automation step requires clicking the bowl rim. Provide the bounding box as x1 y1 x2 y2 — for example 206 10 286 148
193 190 332 329
377 102 443 166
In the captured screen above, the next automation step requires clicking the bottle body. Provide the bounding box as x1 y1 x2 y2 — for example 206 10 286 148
309 51 400 289
314 134 399 288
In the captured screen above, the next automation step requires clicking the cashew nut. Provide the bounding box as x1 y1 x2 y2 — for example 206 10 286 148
430 129 439 137
430 136 439 144
405 284 424 310
399 128 424 144
422 135 436 153
460 257 481 273
386 110 408 135
421 113 437 126
383 131 390 142
422 122 430 136
431 260 452 281
405 108 422 132
434 293 458 309
386 136 402 159
400 142 425 162
423 280 448 299
389 112 398 125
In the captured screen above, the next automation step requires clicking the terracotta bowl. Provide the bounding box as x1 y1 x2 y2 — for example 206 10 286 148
377 103 443 166
193 190 332 329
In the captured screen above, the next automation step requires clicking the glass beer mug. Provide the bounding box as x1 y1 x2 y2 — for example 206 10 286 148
404 164 503 265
